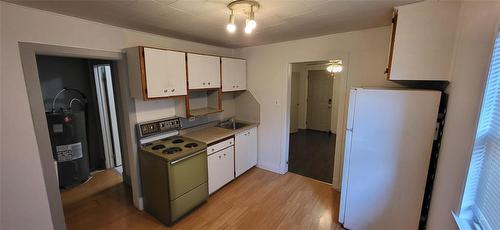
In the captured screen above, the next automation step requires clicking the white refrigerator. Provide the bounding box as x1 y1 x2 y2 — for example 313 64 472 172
339 88 441 230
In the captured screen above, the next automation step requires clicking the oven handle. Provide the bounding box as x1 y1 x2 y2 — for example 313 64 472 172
170 149 206 165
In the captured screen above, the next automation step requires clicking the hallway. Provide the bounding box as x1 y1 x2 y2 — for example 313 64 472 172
289 129 336 183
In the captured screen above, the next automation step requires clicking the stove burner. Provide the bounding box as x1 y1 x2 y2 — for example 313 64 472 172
172 139 185 144
163 147 182 154
184 143 199 148
152 144 165 150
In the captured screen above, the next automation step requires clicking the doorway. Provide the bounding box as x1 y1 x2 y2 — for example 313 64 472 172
35 55 126 224
288 60 343 184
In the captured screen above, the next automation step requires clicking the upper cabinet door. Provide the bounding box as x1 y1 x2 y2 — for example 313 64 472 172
387 1 460 81
222 58 247 92
187 53 221 90
143 47 187 98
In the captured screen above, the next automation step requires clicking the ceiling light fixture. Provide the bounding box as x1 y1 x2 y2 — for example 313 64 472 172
227 0 260 34
226 10 236 33
247 6 257 29
327 60 343 74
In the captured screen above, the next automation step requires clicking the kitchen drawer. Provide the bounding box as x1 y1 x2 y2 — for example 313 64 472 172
207 138 234 155
170 182 208 222
167 150 208 200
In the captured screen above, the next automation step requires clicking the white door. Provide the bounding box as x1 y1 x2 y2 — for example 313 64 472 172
222 57 246 92
93 64 122 168
207 147 234 194
235 127 258 177
187 53 221 90
306 70 333 132
290 72 300 133
143 48 187 98
340 88 441 230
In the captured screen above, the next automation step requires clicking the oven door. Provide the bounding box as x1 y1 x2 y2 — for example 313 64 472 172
167 150 208 200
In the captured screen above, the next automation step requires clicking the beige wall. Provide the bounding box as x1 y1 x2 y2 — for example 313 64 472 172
0 2 234 229
236 26 401 180
427 2 500 229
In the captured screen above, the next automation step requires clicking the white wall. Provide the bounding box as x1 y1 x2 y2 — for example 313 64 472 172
237 26 400 176
427 2 500 229
0 2 234 229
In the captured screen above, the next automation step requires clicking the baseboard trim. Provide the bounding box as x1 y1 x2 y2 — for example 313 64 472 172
256 162 285 175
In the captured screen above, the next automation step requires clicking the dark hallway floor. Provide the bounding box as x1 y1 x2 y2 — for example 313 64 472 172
289 129 335 184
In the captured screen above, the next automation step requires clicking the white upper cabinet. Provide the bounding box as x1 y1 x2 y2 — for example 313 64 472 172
387 1 461 81
144 48 187 98
126 47 187 100
235 127 257 177
221 57 247 92
187 53 221 89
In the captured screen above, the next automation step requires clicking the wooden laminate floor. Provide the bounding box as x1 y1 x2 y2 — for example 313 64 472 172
61 168 123 207
63 168 344 230
289 129 336 183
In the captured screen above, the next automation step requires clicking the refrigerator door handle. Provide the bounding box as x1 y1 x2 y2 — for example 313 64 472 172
346 128 353 132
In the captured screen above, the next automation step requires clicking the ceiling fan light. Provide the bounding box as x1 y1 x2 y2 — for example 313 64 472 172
327 64 343 73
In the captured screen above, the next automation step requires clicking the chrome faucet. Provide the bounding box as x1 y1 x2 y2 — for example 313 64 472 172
220 117 236 129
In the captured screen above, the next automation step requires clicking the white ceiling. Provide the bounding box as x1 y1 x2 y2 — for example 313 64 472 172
7 0 417 48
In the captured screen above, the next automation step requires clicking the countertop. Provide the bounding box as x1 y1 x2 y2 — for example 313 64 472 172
182 121 258 144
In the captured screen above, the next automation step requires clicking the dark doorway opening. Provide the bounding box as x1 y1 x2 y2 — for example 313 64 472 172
35 55 125 212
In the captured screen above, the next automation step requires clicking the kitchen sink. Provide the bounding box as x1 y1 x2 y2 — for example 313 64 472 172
217 121 248 130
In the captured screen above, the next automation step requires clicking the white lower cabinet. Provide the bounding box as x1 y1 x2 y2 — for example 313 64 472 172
207 144 234 194
235 127 258 177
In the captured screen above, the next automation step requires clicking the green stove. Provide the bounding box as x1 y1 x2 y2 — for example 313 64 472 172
138 118 208 226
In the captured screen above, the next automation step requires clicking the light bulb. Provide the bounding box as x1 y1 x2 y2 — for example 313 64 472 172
226 23 236 33
247 19 257 29
244 25 253 34
327 65 334 73
227 12 236 33
327 64 343 73
247 7 257 29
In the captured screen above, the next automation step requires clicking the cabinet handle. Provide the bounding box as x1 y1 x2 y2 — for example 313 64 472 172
170 150 205 165
211 148 214 152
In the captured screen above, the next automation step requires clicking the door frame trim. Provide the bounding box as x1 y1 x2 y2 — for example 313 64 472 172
284 55 350 190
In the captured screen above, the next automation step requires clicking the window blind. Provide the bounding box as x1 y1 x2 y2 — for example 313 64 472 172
461 32 500 230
